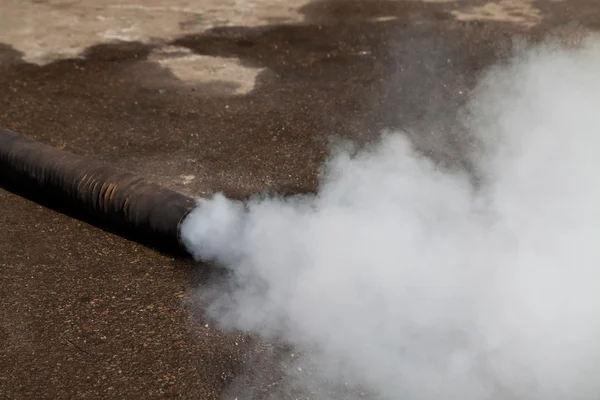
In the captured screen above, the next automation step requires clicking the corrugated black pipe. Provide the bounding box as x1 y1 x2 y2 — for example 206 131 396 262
0 127 196 254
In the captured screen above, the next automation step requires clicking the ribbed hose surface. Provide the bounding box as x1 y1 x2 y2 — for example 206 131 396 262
0 127 195 249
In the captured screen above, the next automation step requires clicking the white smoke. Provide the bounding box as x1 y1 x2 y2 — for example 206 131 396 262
182 35 600 399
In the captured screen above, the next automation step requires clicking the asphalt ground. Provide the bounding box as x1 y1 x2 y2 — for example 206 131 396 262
1 1 599 399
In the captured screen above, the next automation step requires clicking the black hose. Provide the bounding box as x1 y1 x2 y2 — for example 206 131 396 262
0 127 196 252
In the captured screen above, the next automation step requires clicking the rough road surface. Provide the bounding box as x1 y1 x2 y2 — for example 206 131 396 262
0 0 598 399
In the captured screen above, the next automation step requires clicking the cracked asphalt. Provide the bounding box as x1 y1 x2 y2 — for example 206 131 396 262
1 0 599 399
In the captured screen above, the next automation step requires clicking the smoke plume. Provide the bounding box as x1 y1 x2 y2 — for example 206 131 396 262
182 35 600 399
